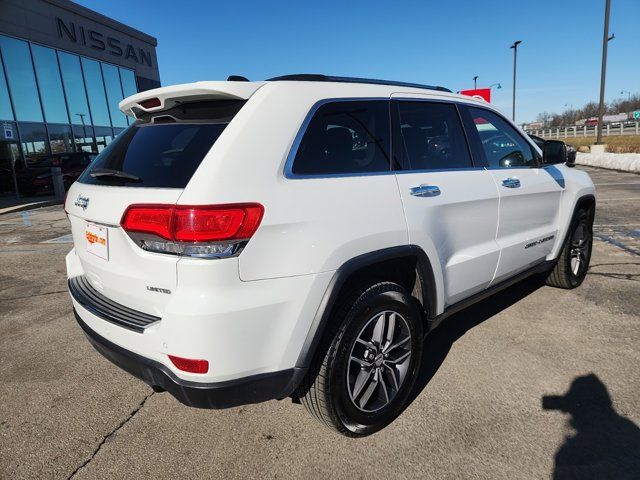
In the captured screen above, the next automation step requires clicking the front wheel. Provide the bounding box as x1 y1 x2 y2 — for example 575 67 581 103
297 282 423 437
546 209 593 289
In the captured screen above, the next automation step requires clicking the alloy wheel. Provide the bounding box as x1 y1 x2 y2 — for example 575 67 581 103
346 310 413 413
569 222 591 277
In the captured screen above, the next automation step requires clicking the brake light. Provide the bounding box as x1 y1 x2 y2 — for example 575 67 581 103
120 203 264 258
168 355 209 374
139 97 161 109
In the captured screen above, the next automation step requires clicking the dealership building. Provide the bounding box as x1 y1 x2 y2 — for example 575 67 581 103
0 0 160 194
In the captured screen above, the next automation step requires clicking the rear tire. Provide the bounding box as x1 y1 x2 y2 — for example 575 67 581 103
297 281 423 437
546 209 593 289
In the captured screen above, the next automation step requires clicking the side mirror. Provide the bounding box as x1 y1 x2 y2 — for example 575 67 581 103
542 140 566 165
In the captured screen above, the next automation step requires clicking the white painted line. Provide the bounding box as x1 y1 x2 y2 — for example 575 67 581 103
598 197 640 201
595 183 640 186
41 233 73 244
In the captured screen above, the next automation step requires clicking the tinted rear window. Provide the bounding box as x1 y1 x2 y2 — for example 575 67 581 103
78 100 244 188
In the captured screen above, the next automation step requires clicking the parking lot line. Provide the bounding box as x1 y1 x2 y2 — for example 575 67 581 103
594 182 640 186
597 197 640 201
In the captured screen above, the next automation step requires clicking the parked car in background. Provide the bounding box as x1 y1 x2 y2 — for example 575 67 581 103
529 134 576 166
17 152 95 196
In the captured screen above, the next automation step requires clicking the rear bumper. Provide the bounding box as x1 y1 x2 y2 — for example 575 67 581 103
74 309 305 409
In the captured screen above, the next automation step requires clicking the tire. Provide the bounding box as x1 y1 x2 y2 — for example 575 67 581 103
546 209 593 289
297 281 423 437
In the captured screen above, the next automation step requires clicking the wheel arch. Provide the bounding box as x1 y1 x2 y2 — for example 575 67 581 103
294 245 438 371
550 193 596 261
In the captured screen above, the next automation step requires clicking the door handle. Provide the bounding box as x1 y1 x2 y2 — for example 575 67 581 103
501 177 521 188
410 184 441 197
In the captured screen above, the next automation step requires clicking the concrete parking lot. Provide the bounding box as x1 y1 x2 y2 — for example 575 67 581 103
1 166 638 479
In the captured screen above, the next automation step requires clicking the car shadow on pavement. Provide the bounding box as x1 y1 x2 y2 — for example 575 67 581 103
542 374 640 479
407 274 545 406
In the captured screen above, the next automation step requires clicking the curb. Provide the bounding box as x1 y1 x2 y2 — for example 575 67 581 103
0 199 63 215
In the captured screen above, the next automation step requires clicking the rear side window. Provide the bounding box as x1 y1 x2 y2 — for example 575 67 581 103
467 107 536 168
79 100 245 188
396 101 472 170
291 101 391 176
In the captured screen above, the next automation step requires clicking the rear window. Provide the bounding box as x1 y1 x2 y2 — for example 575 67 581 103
78 100 244 188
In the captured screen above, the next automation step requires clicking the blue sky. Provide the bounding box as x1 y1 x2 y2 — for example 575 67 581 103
78 0 639 123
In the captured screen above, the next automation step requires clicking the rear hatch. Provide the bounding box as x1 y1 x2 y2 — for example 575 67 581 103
66 82 261 316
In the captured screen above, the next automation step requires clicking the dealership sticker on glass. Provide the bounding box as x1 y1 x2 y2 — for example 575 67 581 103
85 223 109 260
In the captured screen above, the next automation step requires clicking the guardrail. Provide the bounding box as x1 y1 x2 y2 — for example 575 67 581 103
526 122 640 138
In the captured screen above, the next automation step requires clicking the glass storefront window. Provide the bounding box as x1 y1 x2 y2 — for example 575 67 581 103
0 36 43 122
72 124 96 153
94 126 114 152
48 124 74 154
102 64 127 128
19 122 49 165
81 58 110 127
31 45 69 124
0 62 13 121
119 68 137 126
58 52 90 126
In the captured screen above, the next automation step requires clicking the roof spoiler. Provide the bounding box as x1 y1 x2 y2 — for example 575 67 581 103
119 81 265 118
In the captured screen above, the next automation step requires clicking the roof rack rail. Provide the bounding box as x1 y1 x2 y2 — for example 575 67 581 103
266 74 451 93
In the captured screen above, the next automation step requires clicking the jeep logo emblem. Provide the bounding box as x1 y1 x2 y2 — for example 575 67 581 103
75 195 90 210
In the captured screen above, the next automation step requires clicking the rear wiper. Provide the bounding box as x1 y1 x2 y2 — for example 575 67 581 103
90 168 141 182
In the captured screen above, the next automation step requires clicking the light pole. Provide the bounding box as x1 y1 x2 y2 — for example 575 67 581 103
510 40 522 122
489 82 502 89
596 0 614 144
621 90 631 102
473 76 478 89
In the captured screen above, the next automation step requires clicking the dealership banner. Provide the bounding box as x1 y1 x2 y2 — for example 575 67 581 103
460 88 491 103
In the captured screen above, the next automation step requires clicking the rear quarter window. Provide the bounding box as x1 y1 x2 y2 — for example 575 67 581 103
290 100 391 176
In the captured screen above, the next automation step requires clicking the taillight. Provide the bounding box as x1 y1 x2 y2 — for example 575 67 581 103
120 203 264 258
168 355 209 374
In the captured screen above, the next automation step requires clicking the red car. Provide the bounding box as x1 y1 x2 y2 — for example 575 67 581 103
16 152 96 196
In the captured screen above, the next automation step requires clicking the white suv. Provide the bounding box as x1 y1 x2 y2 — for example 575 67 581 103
65 75 595 436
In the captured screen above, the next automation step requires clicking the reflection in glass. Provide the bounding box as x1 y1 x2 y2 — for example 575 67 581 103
48 124 74 153
72 124 96 153
19 122 49 165
102 64 127 128
0 36 43 122
0 62 13 121
113 127 126 137
58 52 90 126
119 68 137 126
31 45 69 124
94 126 114 152
81 58 110 127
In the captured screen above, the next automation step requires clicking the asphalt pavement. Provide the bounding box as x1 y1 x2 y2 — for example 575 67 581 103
0 166 638 479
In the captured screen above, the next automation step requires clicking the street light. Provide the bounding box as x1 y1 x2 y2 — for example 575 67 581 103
510 40 522 122
489 82 502 89
621 90 631 101
473 76 478 89
596 0 614 145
